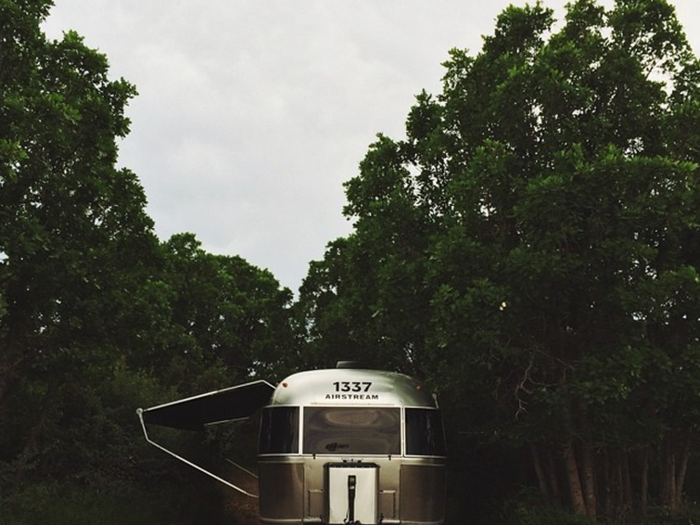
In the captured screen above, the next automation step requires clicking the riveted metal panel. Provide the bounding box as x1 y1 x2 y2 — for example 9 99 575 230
400 463 446 523
259 461 304 521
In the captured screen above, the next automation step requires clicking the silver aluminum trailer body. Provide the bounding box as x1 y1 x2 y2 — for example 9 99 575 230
258 367 446 525
138 364 446 525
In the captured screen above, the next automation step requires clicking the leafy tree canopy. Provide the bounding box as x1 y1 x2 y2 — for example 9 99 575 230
0 2 296 507
0 0 161 482
298 0 700 518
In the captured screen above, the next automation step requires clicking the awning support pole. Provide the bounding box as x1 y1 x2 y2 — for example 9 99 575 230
136 408 258 498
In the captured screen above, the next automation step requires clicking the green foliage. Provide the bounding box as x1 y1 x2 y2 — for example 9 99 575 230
4 0 700 522
0 0 162 490
297 0 700 519
637 506 700 525
0 2 296 521
156 233 294 389
0 481 172 525
484 490 700 525
492 489 597 525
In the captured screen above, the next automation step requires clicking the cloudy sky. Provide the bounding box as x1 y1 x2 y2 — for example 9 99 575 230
42 1 700 293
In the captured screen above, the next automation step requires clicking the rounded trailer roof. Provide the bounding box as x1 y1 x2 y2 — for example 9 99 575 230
269 367 437 408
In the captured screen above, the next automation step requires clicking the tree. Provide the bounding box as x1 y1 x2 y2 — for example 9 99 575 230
298 0 700 519
0 0 159 483
151 233 295 393
0 3 298 520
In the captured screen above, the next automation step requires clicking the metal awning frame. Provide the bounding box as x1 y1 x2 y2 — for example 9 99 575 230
137 408 259 498
136 379 275 498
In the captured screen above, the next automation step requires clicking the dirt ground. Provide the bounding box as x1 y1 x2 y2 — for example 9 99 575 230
220 464 261 525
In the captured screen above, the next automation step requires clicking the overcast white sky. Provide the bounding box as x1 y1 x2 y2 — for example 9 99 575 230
42 1 700 293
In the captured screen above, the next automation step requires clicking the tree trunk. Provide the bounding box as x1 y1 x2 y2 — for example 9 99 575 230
602 449 627 519
602 451 613 519
530 443 562 505
0 367 11 415
530 443 551 501
674 434 691 510
639 446 649 512
564 441 587 515
615 452 624 512
660 435 676 508
581 441 597 520
546 447 562 504
622 450 633 509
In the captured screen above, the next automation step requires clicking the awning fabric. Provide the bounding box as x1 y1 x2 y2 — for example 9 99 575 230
140 380 275 431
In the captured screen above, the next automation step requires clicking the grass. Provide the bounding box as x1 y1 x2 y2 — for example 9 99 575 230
0 481 179 525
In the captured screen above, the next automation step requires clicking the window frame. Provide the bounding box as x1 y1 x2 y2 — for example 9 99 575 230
404 406 446 458
301 405 402 456
258 405 301 456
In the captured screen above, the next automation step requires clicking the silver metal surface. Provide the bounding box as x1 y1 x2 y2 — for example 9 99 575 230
259 367 446 525
270 368 437 408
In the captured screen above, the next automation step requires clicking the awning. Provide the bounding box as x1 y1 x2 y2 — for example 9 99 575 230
140 379 275 431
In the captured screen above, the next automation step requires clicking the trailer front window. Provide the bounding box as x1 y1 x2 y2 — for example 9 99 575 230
259 407 299 454
405 408 446 456
303 407 401 455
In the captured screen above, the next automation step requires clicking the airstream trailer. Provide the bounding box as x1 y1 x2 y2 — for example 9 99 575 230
137 362 446 525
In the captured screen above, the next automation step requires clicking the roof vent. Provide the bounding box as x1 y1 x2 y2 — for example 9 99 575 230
336 361 364 369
